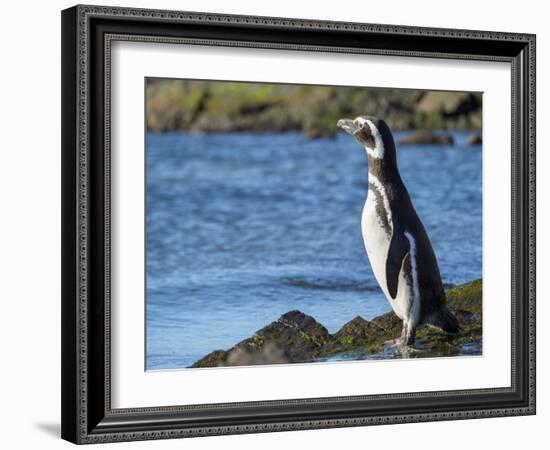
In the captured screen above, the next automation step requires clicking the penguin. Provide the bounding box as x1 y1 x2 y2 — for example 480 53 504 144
337 116 459 345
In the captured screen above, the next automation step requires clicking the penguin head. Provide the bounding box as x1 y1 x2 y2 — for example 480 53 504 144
337 116 397 165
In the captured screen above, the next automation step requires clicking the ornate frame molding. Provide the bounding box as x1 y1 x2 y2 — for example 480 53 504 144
61 4 536 444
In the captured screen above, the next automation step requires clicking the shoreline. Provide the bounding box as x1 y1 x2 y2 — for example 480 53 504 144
147 80 483 138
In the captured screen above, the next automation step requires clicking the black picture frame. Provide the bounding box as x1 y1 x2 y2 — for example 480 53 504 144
61 4 536 444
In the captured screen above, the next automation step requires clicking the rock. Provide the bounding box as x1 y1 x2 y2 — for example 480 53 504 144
416 92 480 117
191 310 333 368
399 129 454 146
466 132 482 146
334 316 381 341
225 342 290 367
453 310 479 325
446 279 482 315
318 315 393 356
254 310 333 361
369 311 402 336
191 349 228 368
191 279 483 367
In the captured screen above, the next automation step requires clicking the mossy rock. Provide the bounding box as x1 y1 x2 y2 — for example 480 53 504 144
334 316 384 341
191 349 228 368
191 279 483 367
446 279 482 314
192 310 334 368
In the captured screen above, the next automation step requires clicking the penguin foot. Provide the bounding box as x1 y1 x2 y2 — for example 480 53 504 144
399 323 416 347
386 336 414 347
395 337 415 347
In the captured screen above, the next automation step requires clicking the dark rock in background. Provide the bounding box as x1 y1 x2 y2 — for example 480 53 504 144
466 132 483 146
416 92 480 117
398 129 454 146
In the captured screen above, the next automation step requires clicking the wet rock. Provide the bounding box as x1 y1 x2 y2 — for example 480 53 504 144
317 316 379 356
398 129 454 146
191 310 333 368
191 349 228 368
257 310 333 360
453 310 479 325
369 311 402 337
225 342 290 367
446 278 482 315
191 279 483 367
334 316 382 341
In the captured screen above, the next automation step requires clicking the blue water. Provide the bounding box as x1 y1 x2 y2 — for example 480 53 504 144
146 131 482 370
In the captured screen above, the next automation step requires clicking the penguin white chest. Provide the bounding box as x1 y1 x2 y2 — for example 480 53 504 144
361 193 392 300
361 188 414 322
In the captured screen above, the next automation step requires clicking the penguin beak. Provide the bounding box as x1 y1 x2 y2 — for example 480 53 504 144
337 118 357 135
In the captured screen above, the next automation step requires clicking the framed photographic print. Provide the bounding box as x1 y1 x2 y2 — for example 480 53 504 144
61 4 536 444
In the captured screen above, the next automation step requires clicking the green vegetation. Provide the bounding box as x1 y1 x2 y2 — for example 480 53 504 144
250 334 264 348
147 79 482 138
446 279 483 315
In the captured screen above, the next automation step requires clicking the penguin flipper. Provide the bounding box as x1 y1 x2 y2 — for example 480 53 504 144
386 230 410 299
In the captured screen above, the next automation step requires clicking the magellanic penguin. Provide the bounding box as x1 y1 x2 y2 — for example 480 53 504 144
337 116 459 345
